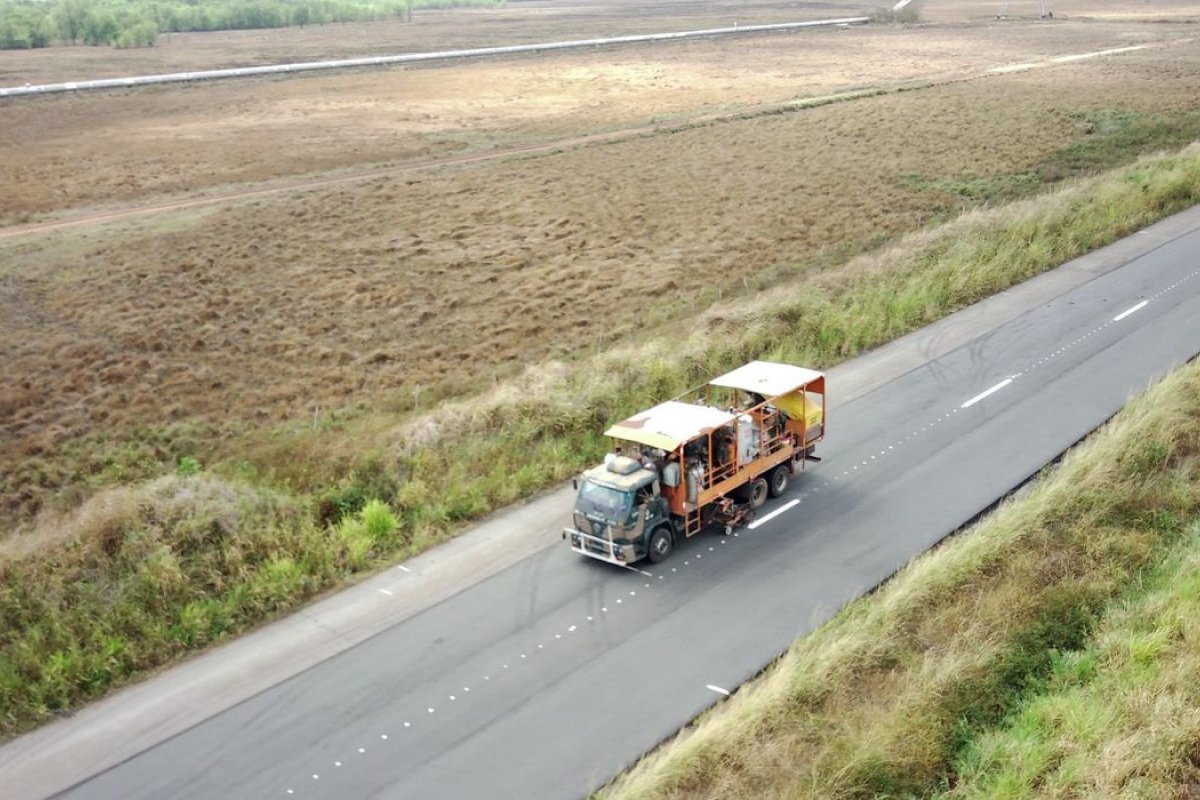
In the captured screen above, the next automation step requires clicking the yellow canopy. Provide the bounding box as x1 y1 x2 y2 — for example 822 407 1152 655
774 391 824 427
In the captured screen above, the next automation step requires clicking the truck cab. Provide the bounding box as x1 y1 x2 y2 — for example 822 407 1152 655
566 455 674 565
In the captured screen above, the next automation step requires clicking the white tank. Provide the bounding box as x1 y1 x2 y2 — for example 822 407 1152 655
687 464 705 503
662 461 681 488
737 414 760 464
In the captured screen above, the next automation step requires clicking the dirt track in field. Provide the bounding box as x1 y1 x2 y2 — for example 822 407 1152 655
1 1 1199 527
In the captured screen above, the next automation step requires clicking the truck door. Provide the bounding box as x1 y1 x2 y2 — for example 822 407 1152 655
630 484 659 543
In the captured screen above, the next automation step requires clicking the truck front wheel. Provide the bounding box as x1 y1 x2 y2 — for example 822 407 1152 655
647 527 674 564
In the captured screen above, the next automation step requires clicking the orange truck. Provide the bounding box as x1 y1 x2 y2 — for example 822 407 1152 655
564 361 826 565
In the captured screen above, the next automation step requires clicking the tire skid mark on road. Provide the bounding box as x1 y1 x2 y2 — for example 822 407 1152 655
828 272 1200 485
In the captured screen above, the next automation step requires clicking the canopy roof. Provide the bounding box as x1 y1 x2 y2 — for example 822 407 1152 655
606 400 735 452
709 360 825 398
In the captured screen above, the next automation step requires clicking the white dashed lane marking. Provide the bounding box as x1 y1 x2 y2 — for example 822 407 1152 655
1113 299 1148 322
747 498 800 530
961 377 1014 409
705 685 731 697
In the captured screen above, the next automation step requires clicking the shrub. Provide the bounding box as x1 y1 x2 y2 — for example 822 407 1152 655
114 19 156 48
314 457 401 527
333 498 400 570
360 499 398 545
79 8 118 44
251 556 306 608
176 456 202 477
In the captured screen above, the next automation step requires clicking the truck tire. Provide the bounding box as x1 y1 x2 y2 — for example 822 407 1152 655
747 477 768 510
768 465 790 498
647 527 674 564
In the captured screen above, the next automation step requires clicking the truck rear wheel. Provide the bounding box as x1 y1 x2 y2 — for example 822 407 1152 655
768 465 790 498
747 477 768 510
647 527 674 564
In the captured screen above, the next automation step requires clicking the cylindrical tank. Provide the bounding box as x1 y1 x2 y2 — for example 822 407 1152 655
737 414 760 464
662 461 681 488
686 463 705 504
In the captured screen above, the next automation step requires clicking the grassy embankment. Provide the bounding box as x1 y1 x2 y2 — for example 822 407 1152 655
3 142 1200 740
601 330 1200 800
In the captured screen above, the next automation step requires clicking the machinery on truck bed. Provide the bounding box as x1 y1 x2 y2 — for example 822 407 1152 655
564 361 826 565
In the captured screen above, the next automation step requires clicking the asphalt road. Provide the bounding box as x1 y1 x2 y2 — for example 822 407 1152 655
10 207 1200 799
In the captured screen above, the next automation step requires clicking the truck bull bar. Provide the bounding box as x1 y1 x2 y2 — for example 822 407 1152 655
563 528 632 567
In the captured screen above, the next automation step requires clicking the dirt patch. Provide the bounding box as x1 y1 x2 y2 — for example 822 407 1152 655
1 4 1199 527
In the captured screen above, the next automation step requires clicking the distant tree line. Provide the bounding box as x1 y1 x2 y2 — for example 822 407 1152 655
0 0 500 50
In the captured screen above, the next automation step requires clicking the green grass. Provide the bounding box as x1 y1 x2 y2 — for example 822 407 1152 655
3 145 1200 742
601 339 1200 800
943 522 1200 799
1045 110 1200 181
905 109 1200 211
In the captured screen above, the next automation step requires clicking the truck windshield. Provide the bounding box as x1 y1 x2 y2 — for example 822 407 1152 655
577 481 633 524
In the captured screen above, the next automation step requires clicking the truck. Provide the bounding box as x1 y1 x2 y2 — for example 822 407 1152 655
564 360 826 565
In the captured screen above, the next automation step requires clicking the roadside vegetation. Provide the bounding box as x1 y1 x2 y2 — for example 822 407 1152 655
2 139 1199 739
0 0 500 50
600 329 1200 800
906 109 1200 213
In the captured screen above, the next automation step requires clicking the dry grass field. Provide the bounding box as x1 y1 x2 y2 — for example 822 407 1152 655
2 1 1200 529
